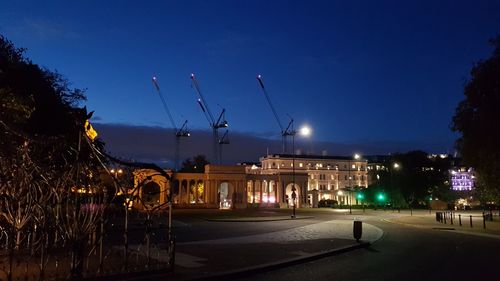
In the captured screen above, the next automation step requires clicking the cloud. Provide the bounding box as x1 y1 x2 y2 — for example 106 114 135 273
93 123 446 168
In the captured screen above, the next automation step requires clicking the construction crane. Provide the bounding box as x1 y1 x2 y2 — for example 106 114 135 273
218 129 230 165
190 73 229 164
152 76 190 171
256 74 296 154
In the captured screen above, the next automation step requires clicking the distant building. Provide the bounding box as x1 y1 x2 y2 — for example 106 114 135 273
134 153 368 209
258 154 368 207
450 168 475 191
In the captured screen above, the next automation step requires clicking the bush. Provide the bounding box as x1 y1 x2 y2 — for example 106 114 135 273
318 199 338 208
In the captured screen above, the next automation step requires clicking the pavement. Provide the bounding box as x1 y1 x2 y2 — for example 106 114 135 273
92 209 500 281
384 210 500 239
169 218 383 281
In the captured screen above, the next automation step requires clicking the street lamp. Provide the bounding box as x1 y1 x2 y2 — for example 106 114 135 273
110 168 123 178
111 168 131 269
390 162 400 211
348 153 361 214
291 125 312 218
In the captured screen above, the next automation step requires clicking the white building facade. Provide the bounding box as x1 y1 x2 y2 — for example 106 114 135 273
256 154 369 207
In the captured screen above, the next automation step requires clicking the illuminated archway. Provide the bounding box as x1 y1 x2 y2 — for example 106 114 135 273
285 183 301 207
218 182 234 209
142 181 161 206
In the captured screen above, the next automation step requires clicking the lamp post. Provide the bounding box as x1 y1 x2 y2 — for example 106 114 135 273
290 125 311 219
291 126 297 219
390 162 400 211
111 168 130 270
347 154 361 214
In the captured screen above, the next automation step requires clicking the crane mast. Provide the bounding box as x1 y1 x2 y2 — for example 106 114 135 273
256 74 295 154
190 73 229 164
152 76 190 171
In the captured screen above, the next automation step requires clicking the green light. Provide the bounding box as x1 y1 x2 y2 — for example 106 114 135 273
377 193 385 201
357 193 364 200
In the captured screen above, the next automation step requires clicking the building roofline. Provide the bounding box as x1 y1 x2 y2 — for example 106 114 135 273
262 154 367 161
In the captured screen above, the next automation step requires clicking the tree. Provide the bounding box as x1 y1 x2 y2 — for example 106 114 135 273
369 151 453 208
0 34 94 168
452 37 500 202
180 155 210 173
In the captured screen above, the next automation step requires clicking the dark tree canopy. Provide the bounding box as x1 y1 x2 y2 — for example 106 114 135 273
452 37 500 198
0 35 86 135
180 155 210 173
0 34 102 170
367 151 453 207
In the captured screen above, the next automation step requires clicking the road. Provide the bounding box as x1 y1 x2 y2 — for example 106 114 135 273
107 209 500 280
234 216 500 281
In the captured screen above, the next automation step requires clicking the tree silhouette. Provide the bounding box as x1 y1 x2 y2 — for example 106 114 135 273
452 37 500 202
180 155 210 173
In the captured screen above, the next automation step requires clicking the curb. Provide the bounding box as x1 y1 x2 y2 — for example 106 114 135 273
206 216 314 222
184 242 370 281
383 218 500 240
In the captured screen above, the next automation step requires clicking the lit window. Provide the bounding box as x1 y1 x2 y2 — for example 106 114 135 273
299 163 303 167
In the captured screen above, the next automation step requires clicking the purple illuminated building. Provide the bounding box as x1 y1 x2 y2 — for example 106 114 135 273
450 168 475 191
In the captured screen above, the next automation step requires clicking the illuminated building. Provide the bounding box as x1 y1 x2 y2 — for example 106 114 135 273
450 168 475 191
134 154 368 209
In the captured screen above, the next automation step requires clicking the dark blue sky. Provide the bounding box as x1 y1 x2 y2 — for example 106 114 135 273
2 0 500 154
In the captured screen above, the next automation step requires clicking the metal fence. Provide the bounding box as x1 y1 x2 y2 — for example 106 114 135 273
0 210 175 281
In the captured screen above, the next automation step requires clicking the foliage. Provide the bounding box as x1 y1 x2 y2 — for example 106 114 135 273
452 37 500 202
368 151 454 207
180 154 210 173
318 199 338 208
0 34 102 170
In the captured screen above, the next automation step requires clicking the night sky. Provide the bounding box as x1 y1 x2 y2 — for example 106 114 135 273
2 1 500 164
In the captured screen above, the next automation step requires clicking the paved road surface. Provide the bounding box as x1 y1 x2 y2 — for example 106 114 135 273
234 218 500 281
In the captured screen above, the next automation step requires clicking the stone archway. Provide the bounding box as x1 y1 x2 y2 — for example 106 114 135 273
218 182 234 209
196 180 205 203
172 180 180 204
181 180 188 204
142 181 161 207
285 183 301 207
189 180 196 203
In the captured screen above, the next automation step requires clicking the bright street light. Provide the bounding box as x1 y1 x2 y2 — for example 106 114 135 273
299 125 311 137
393 163 400 169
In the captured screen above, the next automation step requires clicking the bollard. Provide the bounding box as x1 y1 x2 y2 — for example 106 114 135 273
483 215 486 229
353 220 362 242
459 214 462 226
470 215 473 228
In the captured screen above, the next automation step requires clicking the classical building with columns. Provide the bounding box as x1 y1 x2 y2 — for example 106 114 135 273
133 154 368 209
